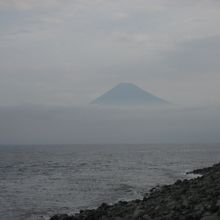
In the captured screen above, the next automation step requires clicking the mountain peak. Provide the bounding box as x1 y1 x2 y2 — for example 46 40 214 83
114 82 141 89
117 82 136 86
91 83 169 106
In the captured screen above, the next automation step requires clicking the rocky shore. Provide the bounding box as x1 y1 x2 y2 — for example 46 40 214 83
50 163 220 220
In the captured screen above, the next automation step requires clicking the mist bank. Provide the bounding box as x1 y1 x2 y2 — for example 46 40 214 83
0 105 220 145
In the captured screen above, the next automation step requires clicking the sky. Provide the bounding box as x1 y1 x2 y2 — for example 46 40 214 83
0 0 220 106
0 0 220 144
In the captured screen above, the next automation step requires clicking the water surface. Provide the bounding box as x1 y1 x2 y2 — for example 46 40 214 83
0 144 219 220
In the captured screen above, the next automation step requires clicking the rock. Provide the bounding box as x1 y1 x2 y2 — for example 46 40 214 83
142 214 153 220
50 214 69 220
132 209 145 219
100 215 109 220
121 215 133 220
216 200 220 207
115 217 123 220
200 215 220 220
194 204 205 216
175 179 182 185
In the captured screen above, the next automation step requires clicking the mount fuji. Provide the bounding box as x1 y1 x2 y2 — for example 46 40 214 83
91 83 169 106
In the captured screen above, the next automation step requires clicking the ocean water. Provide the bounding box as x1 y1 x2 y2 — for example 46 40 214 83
0 144 220 220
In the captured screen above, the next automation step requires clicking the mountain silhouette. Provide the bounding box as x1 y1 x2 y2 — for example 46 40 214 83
91 83 169 106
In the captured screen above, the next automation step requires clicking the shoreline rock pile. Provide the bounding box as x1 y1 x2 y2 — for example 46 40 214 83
50 163 220 220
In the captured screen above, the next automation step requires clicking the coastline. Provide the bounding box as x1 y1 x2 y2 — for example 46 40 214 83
50 163 220 220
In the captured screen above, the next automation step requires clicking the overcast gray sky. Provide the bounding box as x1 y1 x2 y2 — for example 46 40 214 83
0 1 220 144
1 0 220 106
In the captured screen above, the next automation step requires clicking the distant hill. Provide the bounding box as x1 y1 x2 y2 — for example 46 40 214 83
91 83 169 106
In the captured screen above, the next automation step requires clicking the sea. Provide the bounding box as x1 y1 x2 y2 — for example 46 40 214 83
0 144 220 220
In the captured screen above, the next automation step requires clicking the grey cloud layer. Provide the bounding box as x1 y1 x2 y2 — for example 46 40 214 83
0 0 220 106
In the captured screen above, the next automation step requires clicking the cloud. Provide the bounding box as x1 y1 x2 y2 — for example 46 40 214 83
0 0 65 10
0 0 220 106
